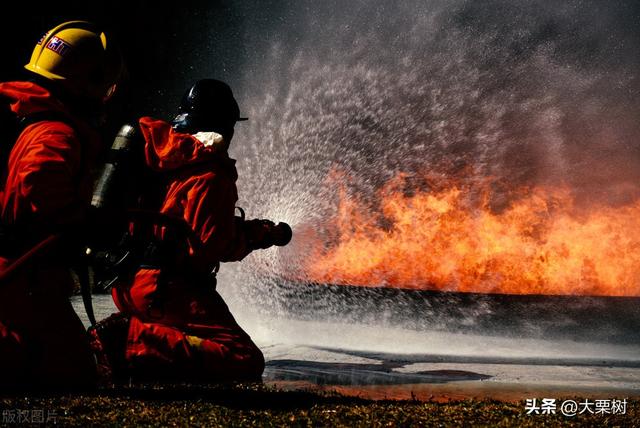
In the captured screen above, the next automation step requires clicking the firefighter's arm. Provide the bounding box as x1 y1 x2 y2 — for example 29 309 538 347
184 175 252 263
185 173 292 266
18 125 85 227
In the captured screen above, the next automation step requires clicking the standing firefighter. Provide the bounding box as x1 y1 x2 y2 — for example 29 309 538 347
0 21 122 390
92 79 291 382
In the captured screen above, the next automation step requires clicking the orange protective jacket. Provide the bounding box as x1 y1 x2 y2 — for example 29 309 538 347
0 81 102 388
0 81 101 237
0 81 102 294
139 116 251 269
113 117 252 313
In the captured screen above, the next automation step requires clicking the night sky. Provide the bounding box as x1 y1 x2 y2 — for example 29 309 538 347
1 1 258 123
3 1 639 125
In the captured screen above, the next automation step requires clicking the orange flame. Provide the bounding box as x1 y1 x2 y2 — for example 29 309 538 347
301 174 640 296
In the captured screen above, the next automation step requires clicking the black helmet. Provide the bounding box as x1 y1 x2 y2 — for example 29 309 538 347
172 79 248 134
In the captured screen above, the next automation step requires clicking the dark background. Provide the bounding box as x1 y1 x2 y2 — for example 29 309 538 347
4 1 639 127
0 0 258 124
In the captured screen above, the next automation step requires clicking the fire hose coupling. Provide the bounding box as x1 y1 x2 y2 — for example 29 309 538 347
243 218 292 249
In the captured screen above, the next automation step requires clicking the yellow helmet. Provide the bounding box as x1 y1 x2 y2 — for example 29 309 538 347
25 21 123 103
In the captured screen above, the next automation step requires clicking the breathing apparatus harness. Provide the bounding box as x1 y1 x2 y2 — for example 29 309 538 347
88 123 223 321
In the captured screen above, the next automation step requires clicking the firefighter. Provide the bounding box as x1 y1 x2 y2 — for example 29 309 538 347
94 79 291 382
0 21 122 390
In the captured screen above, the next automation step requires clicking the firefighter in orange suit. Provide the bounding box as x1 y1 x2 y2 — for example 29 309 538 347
0 21 122 390
95 79 291 382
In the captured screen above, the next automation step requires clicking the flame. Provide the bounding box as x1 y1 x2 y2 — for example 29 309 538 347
301 174 640 296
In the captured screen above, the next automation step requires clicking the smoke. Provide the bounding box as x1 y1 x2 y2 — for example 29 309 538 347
235 0 638 207
215 0 640 311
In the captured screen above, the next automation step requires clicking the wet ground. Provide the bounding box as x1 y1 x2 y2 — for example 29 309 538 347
72 290 640 402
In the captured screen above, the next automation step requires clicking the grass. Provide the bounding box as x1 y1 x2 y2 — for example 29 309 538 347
1 383 637 427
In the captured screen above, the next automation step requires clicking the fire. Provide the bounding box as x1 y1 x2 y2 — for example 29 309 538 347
301 174 640 296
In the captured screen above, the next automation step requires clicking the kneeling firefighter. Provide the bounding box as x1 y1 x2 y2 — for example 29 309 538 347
90 79 291 382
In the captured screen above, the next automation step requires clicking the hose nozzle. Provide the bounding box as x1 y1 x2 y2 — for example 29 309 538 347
271 222 292 246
